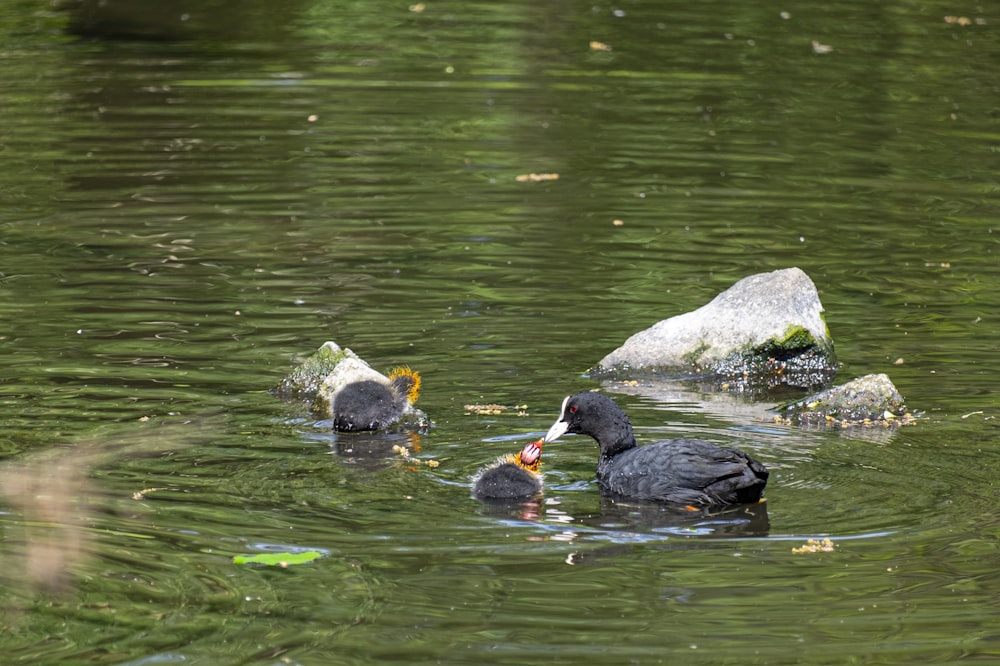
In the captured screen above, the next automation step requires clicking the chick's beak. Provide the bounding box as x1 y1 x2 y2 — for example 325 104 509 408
518 439 543 467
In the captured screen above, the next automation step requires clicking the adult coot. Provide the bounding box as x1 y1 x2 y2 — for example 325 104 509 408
543 392 768 506
472 439 544 500
333 368 421 432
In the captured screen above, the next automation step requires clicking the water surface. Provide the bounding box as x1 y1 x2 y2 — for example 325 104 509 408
1 0 999 664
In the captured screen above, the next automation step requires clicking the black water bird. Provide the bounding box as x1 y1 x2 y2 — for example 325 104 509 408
333 368 421 432
543 392 768 507
472 439 544 501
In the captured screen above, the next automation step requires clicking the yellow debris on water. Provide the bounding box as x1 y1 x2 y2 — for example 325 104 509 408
943 15 986 26
464 403 529 416
792 538 835 554
515 173 559 183
392 444 439 468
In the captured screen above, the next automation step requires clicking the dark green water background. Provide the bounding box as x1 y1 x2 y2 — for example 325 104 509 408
1 0 998 664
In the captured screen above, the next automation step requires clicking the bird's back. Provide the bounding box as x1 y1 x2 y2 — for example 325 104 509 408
333 380 400 431
598 438 768 506
473 462 542 500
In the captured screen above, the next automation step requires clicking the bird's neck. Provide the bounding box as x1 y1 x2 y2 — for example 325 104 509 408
597 419 637 460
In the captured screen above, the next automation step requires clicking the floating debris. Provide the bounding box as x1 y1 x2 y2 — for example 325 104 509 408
391 444 439 468
811 40 833 55
515 173 559 183
464 403 529 416
792 538 835 554
234 551 323 567
131 487 167 500
944 15 985 26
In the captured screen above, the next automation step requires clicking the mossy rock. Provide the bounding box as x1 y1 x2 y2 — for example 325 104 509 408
274 341 366 398
712 326 837 389
774 373 915 427
274 341 429 431
593 268 837 391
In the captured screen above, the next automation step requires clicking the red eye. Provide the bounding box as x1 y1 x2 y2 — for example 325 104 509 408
569 405 578 414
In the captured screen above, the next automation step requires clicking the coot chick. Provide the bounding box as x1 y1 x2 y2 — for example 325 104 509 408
333 367 421 432
472 439 543 501
543 392 768 506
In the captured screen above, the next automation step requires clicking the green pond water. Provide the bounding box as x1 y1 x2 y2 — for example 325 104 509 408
1 0 999 664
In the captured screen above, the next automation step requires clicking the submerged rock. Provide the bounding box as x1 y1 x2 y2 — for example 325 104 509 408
276 341 429 432
592 267 836 390
774 373 914 427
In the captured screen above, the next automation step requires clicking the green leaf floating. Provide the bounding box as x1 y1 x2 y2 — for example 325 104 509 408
234 550 323 567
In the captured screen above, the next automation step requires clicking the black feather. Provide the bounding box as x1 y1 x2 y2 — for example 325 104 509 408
550 392 768 506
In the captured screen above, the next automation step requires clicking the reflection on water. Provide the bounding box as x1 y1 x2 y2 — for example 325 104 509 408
585 496 771 538
0 413 228 599
0 457 90 595
1 0 999 663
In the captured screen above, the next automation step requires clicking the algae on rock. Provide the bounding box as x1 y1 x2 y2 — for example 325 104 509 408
275 341 359 398
774 373 913 427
